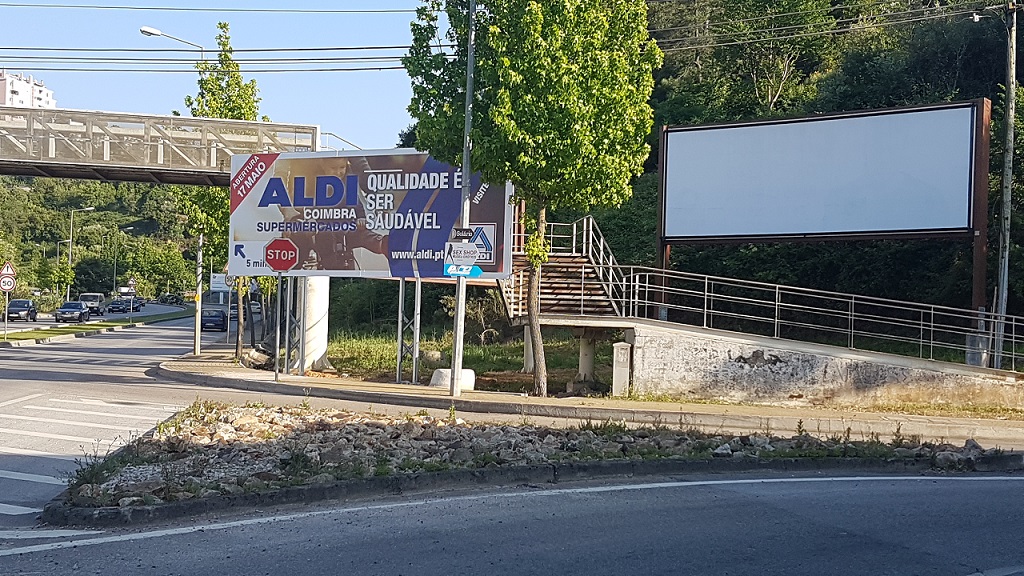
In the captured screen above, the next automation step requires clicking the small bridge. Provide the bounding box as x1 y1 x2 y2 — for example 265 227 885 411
0 105 319 185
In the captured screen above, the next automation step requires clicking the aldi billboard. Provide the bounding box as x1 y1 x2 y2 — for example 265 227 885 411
227 149 513 279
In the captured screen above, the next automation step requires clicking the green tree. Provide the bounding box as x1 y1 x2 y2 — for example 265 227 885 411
49 262 74 299
405 0 661 395
178 22 267 286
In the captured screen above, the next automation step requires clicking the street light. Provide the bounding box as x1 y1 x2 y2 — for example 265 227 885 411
112 227 134 295
67 206 95 300
141 25 207 355
140 26 206 60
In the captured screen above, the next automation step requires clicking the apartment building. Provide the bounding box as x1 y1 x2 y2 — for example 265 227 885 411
0 70 56 108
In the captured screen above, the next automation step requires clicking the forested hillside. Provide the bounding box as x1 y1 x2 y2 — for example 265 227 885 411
2 0 1022 325
0 176 204 303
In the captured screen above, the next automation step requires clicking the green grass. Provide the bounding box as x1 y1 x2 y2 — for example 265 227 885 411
326 331 613 384
3 310 193 341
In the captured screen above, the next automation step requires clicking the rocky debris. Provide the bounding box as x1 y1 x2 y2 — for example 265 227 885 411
68 403 1005 508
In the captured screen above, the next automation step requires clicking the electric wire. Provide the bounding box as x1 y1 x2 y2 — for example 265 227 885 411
0 3 416 13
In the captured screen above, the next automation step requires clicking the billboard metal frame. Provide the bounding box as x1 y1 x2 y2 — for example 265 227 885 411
657 98 991 313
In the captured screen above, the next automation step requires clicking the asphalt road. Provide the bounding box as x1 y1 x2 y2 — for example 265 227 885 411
0 475 1021 575
0 316 508 531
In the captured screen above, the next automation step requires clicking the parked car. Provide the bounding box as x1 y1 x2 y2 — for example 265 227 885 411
200 309 228 332
78 293 106 316
107 299 128 313
6 299 38 322
229 303 238 320
55 301 90 323
249 302 262 315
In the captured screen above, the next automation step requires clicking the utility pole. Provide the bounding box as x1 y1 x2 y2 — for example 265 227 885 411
995 1 1017 369
450 0 477 397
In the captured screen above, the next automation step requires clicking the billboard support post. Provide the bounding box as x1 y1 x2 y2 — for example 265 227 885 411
451 0 478 399
193 233 202 356
284 277 293 374
973 98 993 327
298 277 307 376
274 273 282 382
396 278 406 383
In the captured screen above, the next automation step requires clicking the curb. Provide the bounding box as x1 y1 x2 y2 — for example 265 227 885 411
0 313 190 348
42 455 1009 528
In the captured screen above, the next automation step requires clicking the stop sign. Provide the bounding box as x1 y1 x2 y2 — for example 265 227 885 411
264 237 299 272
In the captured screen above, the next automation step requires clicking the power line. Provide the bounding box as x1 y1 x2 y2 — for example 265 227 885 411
659 8 979 52
0 55 409 64
655 4 978 45
0 45 423 53
0 2 416 13
647 0 897 34
0 65 408 73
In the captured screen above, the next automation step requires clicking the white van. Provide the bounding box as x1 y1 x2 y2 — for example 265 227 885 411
78 293 106 316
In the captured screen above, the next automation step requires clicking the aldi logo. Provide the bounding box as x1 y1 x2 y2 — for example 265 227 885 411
469 224 495 265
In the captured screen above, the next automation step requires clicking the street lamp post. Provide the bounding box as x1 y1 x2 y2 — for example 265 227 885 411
67 206 95 300
141 26 207 355
112 226 134 295
56 240 70 300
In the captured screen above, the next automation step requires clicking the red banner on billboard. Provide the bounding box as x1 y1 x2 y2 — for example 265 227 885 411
230 153 280 214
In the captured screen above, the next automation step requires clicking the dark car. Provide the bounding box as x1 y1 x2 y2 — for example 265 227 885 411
128 297 142 312
229 303 238 320
6 299 38 322
55 301 90 323
107 299 128 313
200 309 228 332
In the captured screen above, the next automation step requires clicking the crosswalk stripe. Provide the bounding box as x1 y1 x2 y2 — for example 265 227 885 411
0 503 42 516
50 399 180 412
0 427 116 444
0 446 76 461
22 405 163 421
0 469 64 485
0 414 142 432
0 394 44 409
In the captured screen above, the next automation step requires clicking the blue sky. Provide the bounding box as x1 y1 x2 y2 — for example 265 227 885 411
1 1 427 150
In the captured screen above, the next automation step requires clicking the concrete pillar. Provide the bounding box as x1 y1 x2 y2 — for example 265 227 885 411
577 336 596 383
521 325 534 373
303 276 332 371
612 342 631 397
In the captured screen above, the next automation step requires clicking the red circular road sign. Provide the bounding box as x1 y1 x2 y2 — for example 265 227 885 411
264 237 299 273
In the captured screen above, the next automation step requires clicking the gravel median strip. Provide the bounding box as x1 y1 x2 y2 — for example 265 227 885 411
42 399 1024 527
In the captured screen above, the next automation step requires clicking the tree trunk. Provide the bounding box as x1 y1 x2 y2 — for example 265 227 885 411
527 206 548 396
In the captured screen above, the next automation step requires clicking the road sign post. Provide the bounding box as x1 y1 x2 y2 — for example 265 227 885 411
2 261 17 342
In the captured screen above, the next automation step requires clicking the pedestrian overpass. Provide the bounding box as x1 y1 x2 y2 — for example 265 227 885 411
0 105 319 185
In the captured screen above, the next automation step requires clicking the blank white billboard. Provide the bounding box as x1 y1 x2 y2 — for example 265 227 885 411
662 103 979 241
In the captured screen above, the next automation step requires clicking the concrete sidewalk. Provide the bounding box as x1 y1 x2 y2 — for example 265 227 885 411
156 346 1024 450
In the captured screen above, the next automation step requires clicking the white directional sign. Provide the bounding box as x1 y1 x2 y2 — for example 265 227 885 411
0 276 15 292
444 242 480 266
0 261 15 277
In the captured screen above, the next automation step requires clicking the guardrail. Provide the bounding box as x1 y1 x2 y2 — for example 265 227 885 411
506 215 1022 372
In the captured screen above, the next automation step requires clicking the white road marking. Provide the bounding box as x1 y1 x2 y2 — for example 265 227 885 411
0 394 44 409
967 568 1024 576
0 414 143 432
0 503 41 516
0 469 64 485
0 427 116 444
1 475 1023 557
0 529 103 540
0 446 76 461
50 399 180 412
22 405 164 422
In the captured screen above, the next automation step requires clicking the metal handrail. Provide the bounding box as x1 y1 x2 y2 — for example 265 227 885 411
503 216 1019 371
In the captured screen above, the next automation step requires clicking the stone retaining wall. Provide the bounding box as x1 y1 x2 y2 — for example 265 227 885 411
625 324 1024 408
